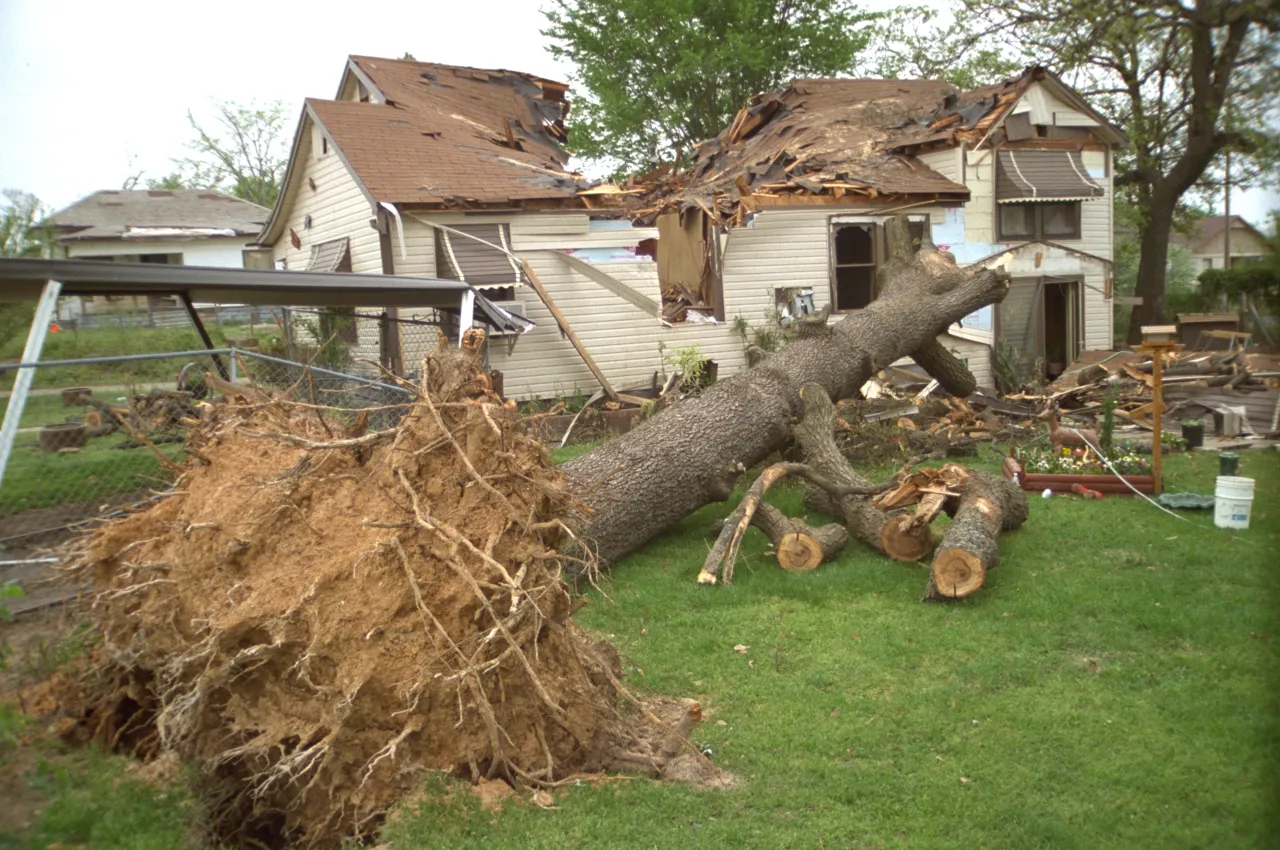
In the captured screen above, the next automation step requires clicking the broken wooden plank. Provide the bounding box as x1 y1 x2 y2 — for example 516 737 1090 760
535 249 661 318
519 259 619 402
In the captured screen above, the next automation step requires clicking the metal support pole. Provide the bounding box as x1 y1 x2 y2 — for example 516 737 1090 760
1152 352 1164 495
178 291 229 380
0 280 63 490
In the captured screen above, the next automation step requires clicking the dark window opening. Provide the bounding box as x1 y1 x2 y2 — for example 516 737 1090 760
998 202 1081 241
832 224 877 310
139 253 182 265
322 137 329 155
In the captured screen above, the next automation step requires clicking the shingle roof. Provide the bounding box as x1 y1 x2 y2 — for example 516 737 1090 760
636 78 969 221
310 57 584 206
48 190 269 240
635 66 1126 223
1189 215 1267 251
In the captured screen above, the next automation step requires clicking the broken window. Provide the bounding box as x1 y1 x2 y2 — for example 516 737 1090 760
434 223 526 288
831 223 877 310
656 210 723 323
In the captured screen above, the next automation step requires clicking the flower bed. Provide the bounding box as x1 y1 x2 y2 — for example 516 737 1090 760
1014 446 1155 496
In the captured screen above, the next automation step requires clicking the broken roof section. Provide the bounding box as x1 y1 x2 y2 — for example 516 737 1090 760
48 189 268 242
635 66 1125 225
636 78 967 223
310 56 587 208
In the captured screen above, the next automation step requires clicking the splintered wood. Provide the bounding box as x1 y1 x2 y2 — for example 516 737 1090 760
873 464 969 562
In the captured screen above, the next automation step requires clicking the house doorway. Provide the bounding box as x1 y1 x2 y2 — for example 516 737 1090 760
998 275 1082 381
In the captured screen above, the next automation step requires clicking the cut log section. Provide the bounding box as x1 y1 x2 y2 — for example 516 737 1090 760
792 384 932 560
923 470 1028 602
699 462 891 585
708 501 849 574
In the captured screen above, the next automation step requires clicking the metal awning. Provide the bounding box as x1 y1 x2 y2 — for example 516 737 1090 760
306 237 351 273
995 150 1105 203
0 257 534 334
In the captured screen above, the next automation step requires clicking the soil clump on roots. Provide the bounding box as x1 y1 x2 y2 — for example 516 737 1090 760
66 345 722 847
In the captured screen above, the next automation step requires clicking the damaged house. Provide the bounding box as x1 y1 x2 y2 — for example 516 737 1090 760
259 58 1123 396
638 65 1125 384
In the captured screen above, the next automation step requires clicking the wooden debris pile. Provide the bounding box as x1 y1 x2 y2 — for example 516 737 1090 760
700 383 1028 602
1025 348 1280 439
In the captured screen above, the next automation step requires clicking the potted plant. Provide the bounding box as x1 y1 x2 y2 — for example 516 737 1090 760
1181 418 1205 449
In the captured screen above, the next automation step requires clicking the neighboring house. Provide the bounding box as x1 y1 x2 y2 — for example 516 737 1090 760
47 189 269 318
1183 215 1272 272
260 58 1123 396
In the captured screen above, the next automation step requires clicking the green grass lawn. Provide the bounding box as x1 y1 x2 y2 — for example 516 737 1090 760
3 447 1277 848
0 434 180 515
0 706 197 850
383 447 1280 850
0 323 277 391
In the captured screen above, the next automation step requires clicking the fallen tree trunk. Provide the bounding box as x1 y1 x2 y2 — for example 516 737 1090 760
923 470 1028 602
563 217 1011 568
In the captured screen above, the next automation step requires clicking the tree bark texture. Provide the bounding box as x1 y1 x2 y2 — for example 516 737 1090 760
790 384 903 553
923 470 1028 602
699 461 887 584
564 217 1012 568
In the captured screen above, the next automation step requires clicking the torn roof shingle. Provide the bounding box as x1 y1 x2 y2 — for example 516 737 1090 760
635 78 970 220
634 66 1124 223
48 190 269 240
311 57 584 207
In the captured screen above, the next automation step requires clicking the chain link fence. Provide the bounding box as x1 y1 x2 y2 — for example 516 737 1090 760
1 297 439 551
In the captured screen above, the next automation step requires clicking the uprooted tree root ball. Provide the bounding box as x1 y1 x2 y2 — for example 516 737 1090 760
67 346 726 847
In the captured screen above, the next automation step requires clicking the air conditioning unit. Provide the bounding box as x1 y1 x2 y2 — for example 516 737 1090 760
486 300 528 337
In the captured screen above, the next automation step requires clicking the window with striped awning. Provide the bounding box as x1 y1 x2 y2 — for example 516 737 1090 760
995 150 1104 203
433 223 526 288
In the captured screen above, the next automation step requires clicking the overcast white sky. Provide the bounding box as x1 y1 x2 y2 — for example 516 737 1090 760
1 0 1275 225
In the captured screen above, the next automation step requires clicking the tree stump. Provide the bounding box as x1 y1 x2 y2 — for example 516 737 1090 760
39 423 87 453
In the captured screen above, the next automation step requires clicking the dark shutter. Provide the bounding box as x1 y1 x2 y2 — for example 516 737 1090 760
434 223 524 287
996 151 1104 203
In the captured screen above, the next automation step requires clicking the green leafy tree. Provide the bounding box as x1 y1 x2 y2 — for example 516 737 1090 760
0 189 52 259
543 0 881 175
907 0 1279 343
149 100 290 209
865 5 1021 89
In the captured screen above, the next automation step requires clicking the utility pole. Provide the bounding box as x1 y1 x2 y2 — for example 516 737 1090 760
1223 148 1232 271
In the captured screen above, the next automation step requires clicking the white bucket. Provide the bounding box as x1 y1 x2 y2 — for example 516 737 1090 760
1214 476 1255 530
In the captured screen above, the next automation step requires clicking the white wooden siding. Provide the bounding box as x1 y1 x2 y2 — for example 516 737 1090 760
270 120 379 275
63 236 250 268
917 148 962 184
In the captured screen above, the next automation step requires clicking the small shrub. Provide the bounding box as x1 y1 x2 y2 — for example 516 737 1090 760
663 343 711 390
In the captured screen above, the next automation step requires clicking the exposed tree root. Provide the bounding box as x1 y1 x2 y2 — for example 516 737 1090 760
65 343 730 848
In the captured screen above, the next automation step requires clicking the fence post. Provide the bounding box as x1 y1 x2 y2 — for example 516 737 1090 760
0 280 63 490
